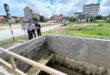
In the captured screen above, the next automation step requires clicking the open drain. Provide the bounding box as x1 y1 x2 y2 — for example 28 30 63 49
0 35 110 75
26 51 84 75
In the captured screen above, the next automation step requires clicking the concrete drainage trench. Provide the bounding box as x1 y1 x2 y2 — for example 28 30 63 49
25 51 83 75
37 53 108 75
37 53 84 75
0 35 110 75
0 51 108 75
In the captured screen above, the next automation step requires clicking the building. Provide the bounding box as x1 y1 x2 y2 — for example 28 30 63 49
0 15 7 23
24 6 33 19
10 17 22 23
83 3 100 16
51 15 63 21
0 15 23 23
24 6 40 20
32 13 40 20
74 3 100 22
0 16 4 23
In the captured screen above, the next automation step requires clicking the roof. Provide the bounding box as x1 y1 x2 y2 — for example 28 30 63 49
84 3 100 6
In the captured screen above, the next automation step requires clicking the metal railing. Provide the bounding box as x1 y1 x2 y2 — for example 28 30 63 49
0 47 67 75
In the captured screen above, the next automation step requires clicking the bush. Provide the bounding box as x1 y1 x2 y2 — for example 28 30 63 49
39 16 45 22
32 17 38 22
98 24 104 26
69 17 76 22
106 18 110 23
90 17 97 22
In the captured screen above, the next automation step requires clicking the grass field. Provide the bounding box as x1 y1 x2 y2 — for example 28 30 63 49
0 22 21 26
0 35 28 48
43 22 110 39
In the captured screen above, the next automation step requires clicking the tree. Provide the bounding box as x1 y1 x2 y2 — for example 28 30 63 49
3 15 7 18
12 16 18 18
96 15 102 20
39 16 45 22
69 16 76 22
90 16 97 22
32 17 38 22
106 15 110 23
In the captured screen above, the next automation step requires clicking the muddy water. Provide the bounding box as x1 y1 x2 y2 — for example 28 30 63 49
38 63 82 75
48 63 82 75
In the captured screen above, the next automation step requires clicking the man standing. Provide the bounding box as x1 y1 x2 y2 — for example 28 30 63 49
35 22 41 37
27 21 35 40
32 28 36 38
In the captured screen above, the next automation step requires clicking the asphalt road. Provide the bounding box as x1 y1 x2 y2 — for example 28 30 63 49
0 25 60 41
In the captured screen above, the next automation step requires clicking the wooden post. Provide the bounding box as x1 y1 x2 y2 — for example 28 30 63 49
0 47 67 75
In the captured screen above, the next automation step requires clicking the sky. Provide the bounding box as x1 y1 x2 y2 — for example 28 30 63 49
0 0 110 17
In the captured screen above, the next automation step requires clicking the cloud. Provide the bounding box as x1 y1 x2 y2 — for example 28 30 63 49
0 0 110 17
101 0 110 6
0 0 27 16
99 0 110 16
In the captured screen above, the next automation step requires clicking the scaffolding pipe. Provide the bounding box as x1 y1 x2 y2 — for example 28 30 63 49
0 47 67 75
9 56 16 70
0 58 27 75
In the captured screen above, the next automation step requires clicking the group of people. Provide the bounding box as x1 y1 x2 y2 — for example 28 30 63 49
26 21 41 40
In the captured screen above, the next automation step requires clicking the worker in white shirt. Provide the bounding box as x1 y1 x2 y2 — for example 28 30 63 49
27 21 35 40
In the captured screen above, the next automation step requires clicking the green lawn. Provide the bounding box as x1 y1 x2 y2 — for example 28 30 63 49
43 22 110 39
0 35 27 48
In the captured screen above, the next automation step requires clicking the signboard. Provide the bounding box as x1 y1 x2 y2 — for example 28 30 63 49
4 3 15 40
4 3 9 12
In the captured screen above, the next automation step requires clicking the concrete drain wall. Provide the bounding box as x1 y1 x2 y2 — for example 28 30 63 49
50 55 108 75
0 36 48 72
0 35 110 74
47 35 110 69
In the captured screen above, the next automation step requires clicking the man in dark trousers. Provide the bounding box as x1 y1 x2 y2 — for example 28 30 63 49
35 22 41 37
32 28 36 38
27 21 35 40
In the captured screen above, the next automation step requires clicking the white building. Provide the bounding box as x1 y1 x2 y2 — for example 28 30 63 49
74 3 100 22
83 4 100 16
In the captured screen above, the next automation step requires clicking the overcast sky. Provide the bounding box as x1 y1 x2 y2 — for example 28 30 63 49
0 0 110 17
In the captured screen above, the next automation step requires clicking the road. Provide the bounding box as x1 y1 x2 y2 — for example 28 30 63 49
0 25 60 41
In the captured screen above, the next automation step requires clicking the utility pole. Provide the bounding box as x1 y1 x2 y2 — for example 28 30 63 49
4 3 15 40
